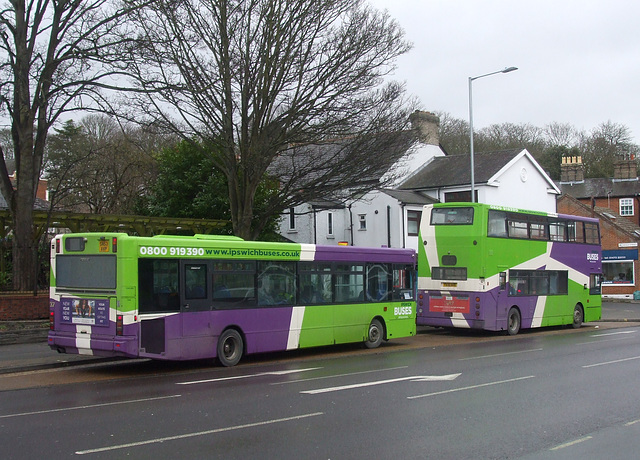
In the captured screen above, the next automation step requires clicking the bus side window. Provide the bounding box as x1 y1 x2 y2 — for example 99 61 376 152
139 259 180 313
392 264 414 301
367 263 391 302
185 264 207 300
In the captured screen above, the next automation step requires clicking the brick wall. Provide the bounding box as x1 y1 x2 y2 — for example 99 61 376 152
0 293 49 320
558 195 640 297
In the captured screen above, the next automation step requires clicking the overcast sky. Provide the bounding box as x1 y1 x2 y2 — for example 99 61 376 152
370 0 640 142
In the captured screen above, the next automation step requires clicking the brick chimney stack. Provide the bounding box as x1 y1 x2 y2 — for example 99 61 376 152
560 156 584 182
409 111 440 146
613 154 638 180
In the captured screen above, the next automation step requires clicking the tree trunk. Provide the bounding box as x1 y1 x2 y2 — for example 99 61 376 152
12 210 36 291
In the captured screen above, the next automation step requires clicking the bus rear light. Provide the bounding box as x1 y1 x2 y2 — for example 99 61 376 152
112 237 118 253
55 238 61 253
116 315 123 336
50 311 55 330
475 297 481 302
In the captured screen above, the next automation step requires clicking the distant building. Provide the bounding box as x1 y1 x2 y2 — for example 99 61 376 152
558 156 640 298
0 159 49 210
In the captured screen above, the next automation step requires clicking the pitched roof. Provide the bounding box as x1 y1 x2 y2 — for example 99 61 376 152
398 149 523 190
558 177 640 199
558 194 640 240
382 189 439 206
0 193 49 211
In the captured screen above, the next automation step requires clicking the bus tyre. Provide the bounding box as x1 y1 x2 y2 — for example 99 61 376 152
365 319 384 349
217 329 243 367
572 305 584 329
507 307 521 336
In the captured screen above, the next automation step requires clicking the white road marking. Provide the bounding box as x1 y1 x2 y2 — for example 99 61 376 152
300 374 461 395
176 367 322 385
407 375 535 400
458 348 543 361
576 337 635 346
582 355 640 368
270 366 409 385
590 330 636 337
0 395 182 419
550 436 592 451
75 412 324 455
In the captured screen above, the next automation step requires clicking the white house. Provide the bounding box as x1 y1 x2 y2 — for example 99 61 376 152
399 148 561 212
281 111 443 251
279 112 561 253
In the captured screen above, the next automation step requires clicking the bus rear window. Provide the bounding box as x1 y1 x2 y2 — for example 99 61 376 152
431 207 474 225
65 237 86 252
56 255 116 290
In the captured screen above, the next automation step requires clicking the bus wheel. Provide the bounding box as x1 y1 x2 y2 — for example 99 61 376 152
217 329 243 367
572 304 584 329
365 319 384 349
507 307 521 336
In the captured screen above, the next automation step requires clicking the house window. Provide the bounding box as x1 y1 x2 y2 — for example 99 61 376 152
602 260 634 285
407 210 421 236
358 214 367 230
620 198 634 216
327 212 334 237
288 207 296 231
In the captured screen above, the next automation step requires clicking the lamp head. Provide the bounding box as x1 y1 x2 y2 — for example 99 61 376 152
502 66 518 73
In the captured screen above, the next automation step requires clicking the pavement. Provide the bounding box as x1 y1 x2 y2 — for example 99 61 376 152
1 302 639 375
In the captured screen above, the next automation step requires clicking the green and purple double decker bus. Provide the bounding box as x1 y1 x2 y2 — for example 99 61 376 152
48 233 416 366
417 203 602 335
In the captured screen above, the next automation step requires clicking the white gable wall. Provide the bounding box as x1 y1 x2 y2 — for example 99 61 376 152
481 153 558 213
348 191 400 248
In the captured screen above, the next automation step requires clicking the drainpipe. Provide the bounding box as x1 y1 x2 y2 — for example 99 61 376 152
401 204 406 248
313 207 317 245
387 205 391 248
348 203 354 246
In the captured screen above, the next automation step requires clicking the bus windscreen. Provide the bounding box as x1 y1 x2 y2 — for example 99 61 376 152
430 207 474 225
56 255 117 290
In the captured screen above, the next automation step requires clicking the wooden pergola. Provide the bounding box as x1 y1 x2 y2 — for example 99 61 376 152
0 210 230 239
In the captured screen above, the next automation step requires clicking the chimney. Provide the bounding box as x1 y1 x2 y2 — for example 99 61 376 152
560 156 584 182
409 110 440 146
613 155 638 180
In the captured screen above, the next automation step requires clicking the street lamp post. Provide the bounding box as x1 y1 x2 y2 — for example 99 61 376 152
468 66 518 202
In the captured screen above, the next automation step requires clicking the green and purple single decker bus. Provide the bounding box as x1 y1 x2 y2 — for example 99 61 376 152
49 233 416 366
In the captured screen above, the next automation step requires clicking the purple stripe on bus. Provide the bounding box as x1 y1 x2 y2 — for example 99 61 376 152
313 245 415 263
549 242 601 275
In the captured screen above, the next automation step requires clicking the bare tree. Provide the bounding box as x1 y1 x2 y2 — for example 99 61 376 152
544 122 582 148
435 111 469 155
45 115 158 214
125 0 417 239
581 121 640 177
476 122 546 156
0 0 147 290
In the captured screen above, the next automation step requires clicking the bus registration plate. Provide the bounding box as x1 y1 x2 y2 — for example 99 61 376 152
429 295 470 313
